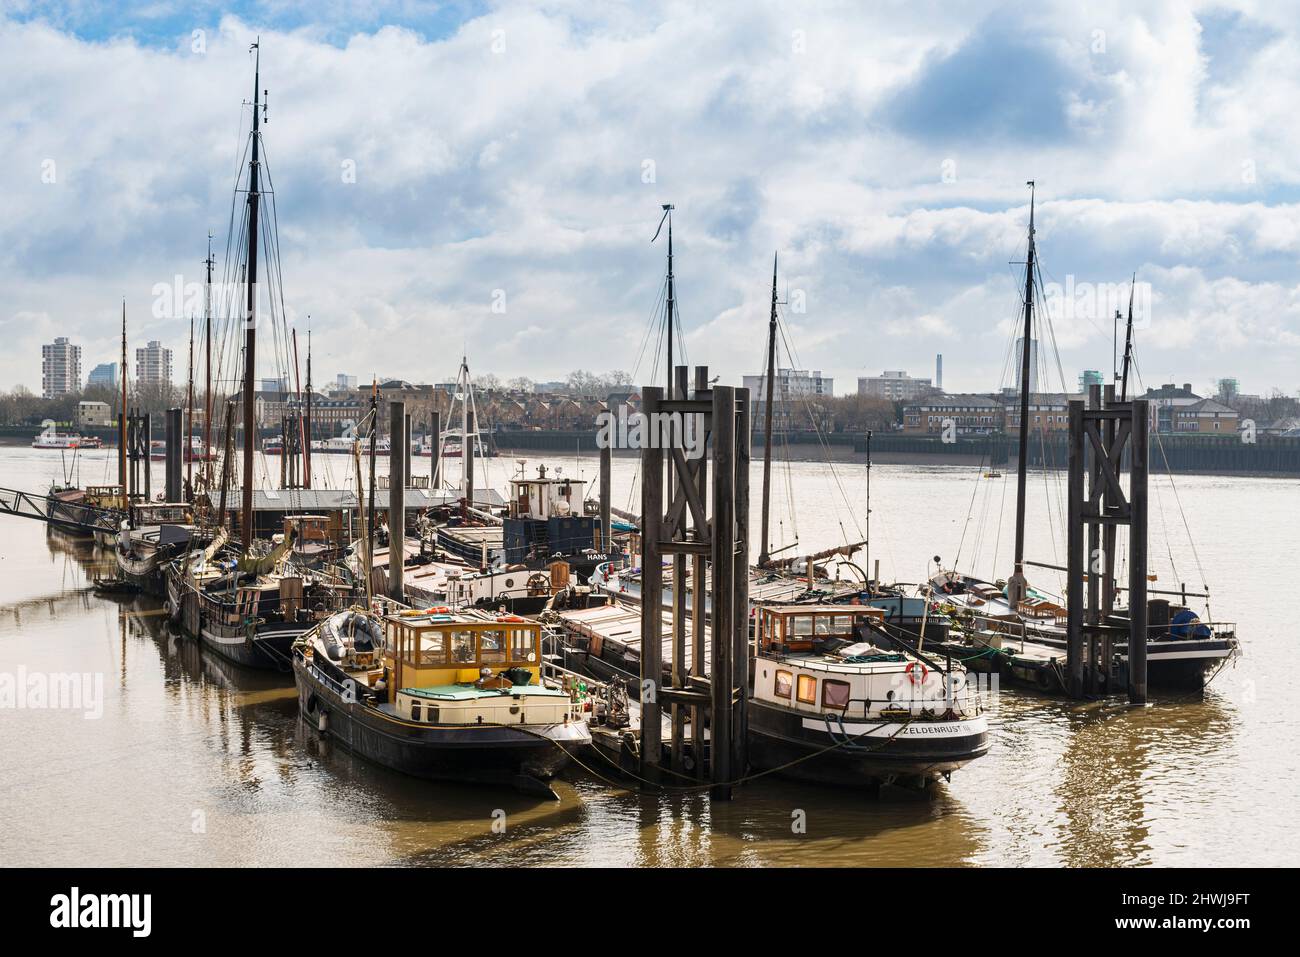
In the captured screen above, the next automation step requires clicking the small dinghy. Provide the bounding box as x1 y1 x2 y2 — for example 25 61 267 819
93 578 141 596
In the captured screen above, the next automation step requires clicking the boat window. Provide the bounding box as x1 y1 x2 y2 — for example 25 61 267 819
480 629 507 664
418 629 447 666
822 679 851 710
791 616 814 637
411 701 422 721
511 628 537 663
797 674 817 705
814 616 832 636
451 630 476 664
774 670 793 699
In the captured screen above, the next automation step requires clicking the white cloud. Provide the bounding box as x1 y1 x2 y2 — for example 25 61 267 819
1 1 1299 398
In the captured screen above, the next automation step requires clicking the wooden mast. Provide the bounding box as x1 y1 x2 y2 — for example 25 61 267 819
203 232 214 490
758 252 778 567
239 40 263 551
185 314 194 498
1119 275 1136 401
1007 180 1036 606
664 206 675 392
304 325 313 488
119 301 128 504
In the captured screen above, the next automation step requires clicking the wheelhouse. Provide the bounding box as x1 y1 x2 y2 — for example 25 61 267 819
756 604 885 655
384 610 542 692
380 610 574 726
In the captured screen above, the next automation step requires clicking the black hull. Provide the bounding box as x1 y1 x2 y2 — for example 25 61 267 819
560 644 988 792
199 620 303 671
745 701 988 791
1142 650 1227 690
120 563 167 597
294 658 573 796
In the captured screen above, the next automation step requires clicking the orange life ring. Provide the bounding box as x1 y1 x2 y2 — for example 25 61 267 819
906 662 928 686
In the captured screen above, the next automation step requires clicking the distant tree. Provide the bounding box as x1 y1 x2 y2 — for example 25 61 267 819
821 394 897 432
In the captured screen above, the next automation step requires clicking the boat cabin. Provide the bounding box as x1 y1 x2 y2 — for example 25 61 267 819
756 604 885 655
130 502 191 526
752 604 978 720
508 466 584 520
380 609 574 726
385 609 541 685
86 484 125 510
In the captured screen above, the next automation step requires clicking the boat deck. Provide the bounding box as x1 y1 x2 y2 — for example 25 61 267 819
554 601 710 675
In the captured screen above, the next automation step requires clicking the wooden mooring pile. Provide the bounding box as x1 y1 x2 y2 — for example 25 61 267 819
1066 387 1149 702
637 367 751 799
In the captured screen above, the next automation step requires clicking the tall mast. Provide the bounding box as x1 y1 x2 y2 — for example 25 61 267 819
304 325 313 488
460 356 470 499
119 301 128 503
290 327 304 489
367 379 377 577
652 204 676 391
864 428 872 590
239 40 263 552
186 313 194 497
203 231 214 490
1008 180 1036 606
665 207 675 392
758 251 779 567
1119 275 1136 401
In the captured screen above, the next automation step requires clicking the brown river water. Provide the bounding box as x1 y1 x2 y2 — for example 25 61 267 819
0 445 1293 866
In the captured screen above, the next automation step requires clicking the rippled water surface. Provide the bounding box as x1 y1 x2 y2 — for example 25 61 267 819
0 446 1292 866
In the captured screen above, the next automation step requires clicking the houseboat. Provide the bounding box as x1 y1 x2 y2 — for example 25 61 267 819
747 603 989 791
115 502 197 595
293 607 591 796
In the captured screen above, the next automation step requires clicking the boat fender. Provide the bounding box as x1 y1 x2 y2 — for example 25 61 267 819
304 693 318 714
317 709 329 733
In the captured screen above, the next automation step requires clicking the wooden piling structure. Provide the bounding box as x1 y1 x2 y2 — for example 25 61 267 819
389 400 405 601
404 411 412 485
164 407 182 503
599 403 612 551
1128 399 1150 704
1066 399 1085 697
637 369 748 796
1085 384 1102 694
1066 395 1150 703
464 410 475 507
689 365 709 777
430 411 441 490
638 386 665 782
670 365 688 773
1100 384 1118 689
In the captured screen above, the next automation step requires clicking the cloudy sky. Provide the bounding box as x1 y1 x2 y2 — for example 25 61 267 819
3 0 1299 397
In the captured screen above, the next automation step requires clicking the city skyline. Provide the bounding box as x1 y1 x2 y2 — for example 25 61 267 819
3 3 1300 402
